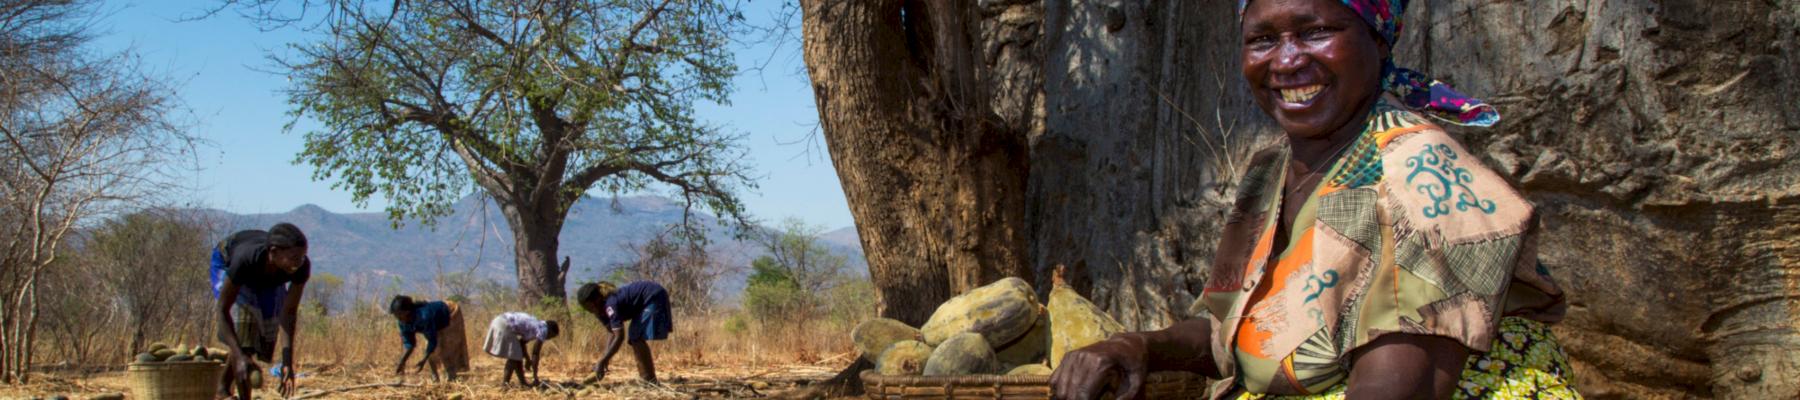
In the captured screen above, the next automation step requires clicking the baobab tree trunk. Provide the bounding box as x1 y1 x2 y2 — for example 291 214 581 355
801 0 1036 327
498 197 572 307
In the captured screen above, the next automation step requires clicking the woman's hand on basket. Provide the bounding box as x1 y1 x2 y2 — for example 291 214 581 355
1050 334 1151 400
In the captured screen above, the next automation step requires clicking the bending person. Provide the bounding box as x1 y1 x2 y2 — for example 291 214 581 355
210 223 311 400
482 311 559 386
389 295 469 382
576 281 672 384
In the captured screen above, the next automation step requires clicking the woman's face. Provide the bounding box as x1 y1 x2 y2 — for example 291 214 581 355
269 246 307 273
1241 0 1387 139
580 299 601 315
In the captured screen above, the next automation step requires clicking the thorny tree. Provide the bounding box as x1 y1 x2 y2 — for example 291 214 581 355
0 0 196 383
85 212 216 363
224 0 758 305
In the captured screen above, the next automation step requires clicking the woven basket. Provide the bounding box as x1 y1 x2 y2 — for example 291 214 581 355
861 370 1208 400
128 361 225 400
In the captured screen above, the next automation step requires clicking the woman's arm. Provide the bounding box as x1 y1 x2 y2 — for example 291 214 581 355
529 339 544 383
1344 333 1469 400
416 328 438 368
216 282 244 354
280 280 306 361
394 345 414 374
1051 319 1219 400
593 327 626 378
279 280 306 397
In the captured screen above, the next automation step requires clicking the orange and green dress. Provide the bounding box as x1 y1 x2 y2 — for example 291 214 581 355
1197 98 1580 399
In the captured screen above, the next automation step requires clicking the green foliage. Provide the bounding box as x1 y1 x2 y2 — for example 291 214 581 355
747 256 793 289
739 217 859 330
722 313 749 337
743 256 810 326
276 0 757 234
825 279 878 328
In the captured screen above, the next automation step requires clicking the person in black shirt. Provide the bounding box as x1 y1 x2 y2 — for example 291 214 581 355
208 223 311 399
575 280 672 384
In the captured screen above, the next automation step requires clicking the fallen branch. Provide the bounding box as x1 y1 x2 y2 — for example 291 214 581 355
285 382 420 400
814 351 856 365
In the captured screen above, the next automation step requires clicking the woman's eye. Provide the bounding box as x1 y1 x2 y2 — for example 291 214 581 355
1304 27 1335 40
1247 35 1276 49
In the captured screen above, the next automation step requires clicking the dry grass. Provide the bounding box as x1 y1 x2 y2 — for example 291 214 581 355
0 359 850 399
4 304 865 399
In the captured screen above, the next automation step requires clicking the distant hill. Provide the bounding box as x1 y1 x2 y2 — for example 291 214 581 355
199 194 866 299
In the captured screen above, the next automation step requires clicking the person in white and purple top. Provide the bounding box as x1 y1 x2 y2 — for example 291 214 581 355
575 280 672 384
481 311 559 386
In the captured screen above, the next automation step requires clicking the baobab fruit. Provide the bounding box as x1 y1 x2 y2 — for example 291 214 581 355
1005 364 1053 376
923 333 999 376
994 312 1050 368
920 277 1039 347
852 318 922 358
875 340 933 376
1047 265 1124 368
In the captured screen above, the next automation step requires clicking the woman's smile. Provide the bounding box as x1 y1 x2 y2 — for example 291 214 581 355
1276 84 1327 108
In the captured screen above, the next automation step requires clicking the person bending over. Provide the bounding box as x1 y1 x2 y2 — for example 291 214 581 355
482 311 559 387
210 223 311 400
576 280 673 384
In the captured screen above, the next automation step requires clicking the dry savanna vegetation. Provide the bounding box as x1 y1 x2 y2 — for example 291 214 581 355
6 213 872 399
3 0 880 398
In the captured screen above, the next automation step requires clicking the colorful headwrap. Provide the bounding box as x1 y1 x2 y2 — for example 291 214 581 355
1238 0 1500 126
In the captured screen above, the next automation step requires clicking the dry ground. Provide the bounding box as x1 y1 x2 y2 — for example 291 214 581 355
0 356 856 399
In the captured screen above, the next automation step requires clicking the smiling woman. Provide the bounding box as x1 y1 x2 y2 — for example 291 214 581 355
1046 1 1579 399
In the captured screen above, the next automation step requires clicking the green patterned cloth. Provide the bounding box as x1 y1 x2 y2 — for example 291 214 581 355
1236 317 1581 399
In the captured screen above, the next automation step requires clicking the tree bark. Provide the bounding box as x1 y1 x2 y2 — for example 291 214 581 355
1030 0 1263 330
498 196 570 308
801 0 1035 327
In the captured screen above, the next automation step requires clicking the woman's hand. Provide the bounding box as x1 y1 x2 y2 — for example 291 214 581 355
279 370 297 398
231 355 253 388
1050 335 1151 400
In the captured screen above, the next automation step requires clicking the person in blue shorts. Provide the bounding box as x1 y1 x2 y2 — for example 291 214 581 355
209 223 311 399
576 280 671 384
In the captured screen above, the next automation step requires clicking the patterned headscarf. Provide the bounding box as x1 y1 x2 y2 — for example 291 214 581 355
1238 0 1500 126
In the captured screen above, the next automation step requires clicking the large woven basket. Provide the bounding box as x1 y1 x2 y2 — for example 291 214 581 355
128 361 225 400
861 370 1208 400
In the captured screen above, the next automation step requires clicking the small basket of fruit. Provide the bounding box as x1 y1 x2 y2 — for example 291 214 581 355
127 343 227 400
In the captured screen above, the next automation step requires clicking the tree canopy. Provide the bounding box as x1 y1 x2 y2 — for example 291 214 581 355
272 0 756 231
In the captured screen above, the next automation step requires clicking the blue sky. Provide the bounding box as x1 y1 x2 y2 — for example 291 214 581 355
89 1 854 229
